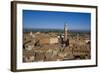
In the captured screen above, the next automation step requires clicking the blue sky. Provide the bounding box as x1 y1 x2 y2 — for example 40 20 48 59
23 10 91 30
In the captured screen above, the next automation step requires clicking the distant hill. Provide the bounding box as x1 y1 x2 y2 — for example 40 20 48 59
23 28 90 34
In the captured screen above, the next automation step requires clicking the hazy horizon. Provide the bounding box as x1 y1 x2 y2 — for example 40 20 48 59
23 27 90 31
23 28 90 33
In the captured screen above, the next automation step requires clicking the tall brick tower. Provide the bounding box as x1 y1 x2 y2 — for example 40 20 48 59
64 24 67 42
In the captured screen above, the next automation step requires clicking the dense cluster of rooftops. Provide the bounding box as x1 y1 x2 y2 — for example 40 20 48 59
23 24 91 62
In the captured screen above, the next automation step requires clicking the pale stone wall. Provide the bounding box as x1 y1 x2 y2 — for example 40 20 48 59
50 38 58 44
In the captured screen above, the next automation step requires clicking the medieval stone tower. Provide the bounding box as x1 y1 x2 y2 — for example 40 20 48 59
64 24 67 42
